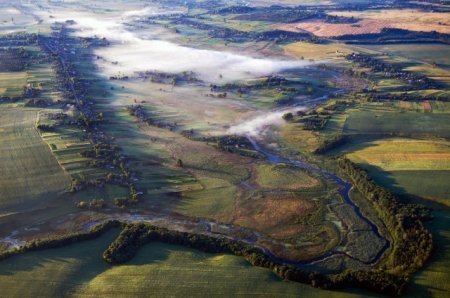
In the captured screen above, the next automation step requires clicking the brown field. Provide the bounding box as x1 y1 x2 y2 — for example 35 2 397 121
261 232 330 261
270 225 307 239
232 191 316 237
277 9 450 37
278 19 388 37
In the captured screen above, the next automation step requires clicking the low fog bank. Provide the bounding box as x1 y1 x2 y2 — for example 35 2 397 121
227 106 307 137
96 41 310 82
33 3 313 83
228 94 330 137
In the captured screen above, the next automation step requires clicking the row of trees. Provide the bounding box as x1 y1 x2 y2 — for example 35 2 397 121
337 28 450 45
173 17 310 43
314 134 348 154
337 158 433 273
41 24 141 203
366 92 449 102
346 52 437 90
0 220 121 262
102 222 409 296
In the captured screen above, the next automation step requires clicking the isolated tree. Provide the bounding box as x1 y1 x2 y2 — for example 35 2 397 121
176 159 183 167
282 112 294 121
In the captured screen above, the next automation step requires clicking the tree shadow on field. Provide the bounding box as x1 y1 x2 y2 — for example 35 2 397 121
0 229 120 292
406 200 450 297
125 241 286 284
127 242 183 266
360 164 407 195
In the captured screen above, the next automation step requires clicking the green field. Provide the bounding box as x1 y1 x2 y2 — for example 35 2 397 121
0 106 70 209
358 44 450 70
0 72 27 97
0 0 449 296
336 138 450 204
0 228 374 298
370 170 450 203
343 109 450 138
255 164 319 190
410 204 450 298
345 139 450 171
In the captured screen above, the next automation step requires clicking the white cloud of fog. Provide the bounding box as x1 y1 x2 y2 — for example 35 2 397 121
35 5 311 83
227 106 307 137
122 7 186 18
96 39 308 82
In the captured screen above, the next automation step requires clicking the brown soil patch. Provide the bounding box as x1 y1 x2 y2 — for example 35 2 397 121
277 17 450 37
233 192 316 235
270 225 306 239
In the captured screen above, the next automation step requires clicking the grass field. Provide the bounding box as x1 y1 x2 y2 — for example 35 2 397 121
338 138 450 204
0 228 374 298
255 164 319 190
0 72 27 97
343 109 450 138
1 1 448 296
0 106 70 209
346 139 450 171
280 123 320 154
0 229 120 298
283 42 354 62
410 204 450 298
357 44 450 70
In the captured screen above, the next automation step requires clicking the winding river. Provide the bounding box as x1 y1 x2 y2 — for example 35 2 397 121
247 136 390 266
0 134 391 270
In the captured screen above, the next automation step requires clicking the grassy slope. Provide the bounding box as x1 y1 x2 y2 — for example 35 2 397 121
0 229 120 298
0 107 70 209
0 229 375 298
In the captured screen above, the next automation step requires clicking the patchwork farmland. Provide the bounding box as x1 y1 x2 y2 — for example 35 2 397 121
0 0 449 297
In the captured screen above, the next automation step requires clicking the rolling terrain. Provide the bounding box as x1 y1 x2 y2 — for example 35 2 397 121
0 0 448 297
